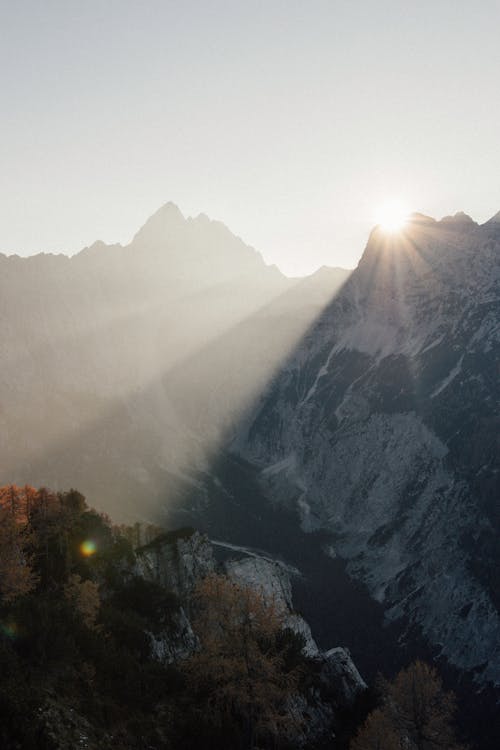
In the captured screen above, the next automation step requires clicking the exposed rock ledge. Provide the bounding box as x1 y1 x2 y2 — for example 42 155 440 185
136 530 367 745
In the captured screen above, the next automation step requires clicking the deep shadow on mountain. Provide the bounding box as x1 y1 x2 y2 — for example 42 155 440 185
166 451 500 750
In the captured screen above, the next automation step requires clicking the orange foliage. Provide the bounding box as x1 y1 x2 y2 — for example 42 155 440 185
351 661 467 750
0 485 38 601
183 573 301 744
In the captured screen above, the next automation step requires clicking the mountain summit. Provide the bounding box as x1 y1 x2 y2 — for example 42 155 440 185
128 202 270 284
131 201 185 246
485 209 500 224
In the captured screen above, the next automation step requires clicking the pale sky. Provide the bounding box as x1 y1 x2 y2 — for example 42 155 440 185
1 1 499 275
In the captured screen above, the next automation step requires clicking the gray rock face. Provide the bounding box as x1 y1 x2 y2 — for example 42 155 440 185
321 648 368 709
149 608 197 664
224 556 293 612
224 553 367 713
135 531 214 662
225 556 323 659
135 530 215 599
136 532 366 744
241 214 500 686
36 699 113 750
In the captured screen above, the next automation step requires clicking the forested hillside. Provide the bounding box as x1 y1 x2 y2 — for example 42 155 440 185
0 484 466 749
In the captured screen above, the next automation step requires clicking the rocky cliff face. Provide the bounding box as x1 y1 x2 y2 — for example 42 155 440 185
136 529 216 599
240 213 500 686
135 530 366 745
225 555 367 714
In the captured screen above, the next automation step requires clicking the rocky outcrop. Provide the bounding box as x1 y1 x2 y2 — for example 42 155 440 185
149 607 197 663
320 648 368 710
135 530 215 599
135 531 366 746
224 555 293 612
224 552 366 745
133 530 213 662
226 554 366 700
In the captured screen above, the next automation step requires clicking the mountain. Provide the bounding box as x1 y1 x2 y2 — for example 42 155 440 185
2 201 499 733
0 204 350 520
236 211 500 687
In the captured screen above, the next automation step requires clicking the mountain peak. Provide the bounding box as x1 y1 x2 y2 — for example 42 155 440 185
439 211 476 226
131 202 185 247
483 209 500 224
157 201 184 218
407 212 436 225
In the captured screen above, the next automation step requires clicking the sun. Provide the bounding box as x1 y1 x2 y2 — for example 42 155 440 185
375 200 410 233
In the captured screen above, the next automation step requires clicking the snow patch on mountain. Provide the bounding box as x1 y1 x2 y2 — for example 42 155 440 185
430 355 464 398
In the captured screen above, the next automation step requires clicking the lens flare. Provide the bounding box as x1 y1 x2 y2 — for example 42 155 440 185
0 621 18 639
80 539 97 557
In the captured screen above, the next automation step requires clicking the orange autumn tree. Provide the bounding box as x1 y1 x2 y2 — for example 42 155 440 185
349 708 402 750
351 661 467 750
0 485 38 602
182 573 302 748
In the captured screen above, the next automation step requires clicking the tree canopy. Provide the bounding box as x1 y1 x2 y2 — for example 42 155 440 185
351 661 466 750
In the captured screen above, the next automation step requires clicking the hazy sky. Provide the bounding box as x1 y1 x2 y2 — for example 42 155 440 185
1 1 499 275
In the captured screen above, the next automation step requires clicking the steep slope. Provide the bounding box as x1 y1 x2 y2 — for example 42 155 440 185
240 212 500 686
0 204 350 520
137 529 367 747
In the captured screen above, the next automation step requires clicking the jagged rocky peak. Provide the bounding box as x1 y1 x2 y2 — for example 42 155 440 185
407 211 436 224
193 211 211 223
439 210 476 227
128 201 270 280
359 206 493 293
131 201 185 247
368 213 435 243
76 239 124 263
484 208 500 224
85 239 109 252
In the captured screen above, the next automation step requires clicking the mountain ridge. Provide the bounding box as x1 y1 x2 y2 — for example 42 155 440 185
0 204 350 521
1 202 498 696
237 212 500 687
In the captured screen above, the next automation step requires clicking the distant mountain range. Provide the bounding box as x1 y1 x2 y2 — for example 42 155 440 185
0 203 349 518
1 203 499 702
